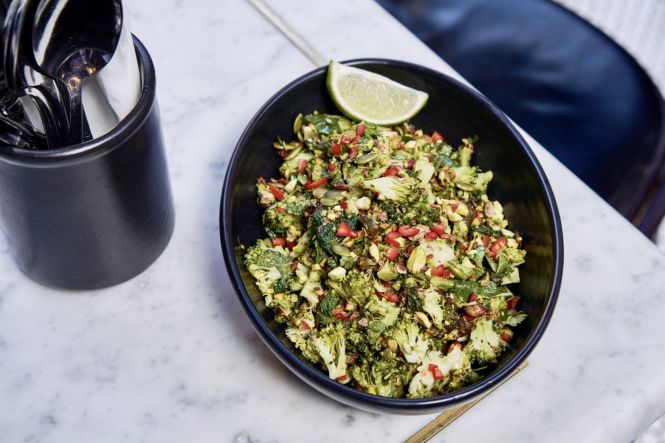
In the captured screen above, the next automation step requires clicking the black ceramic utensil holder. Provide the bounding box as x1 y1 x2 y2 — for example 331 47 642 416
0 37 174 290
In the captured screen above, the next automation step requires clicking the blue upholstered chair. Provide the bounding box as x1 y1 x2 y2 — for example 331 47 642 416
379 0 665 237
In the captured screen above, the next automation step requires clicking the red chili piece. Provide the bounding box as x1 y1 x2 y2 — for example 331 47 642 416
430 224 446 236
424 231 438 240
328 163 336 172
340 201 349 210
356 124 366 136
398 225 420 237
431 265 452 278
271 237 286 247
333 310 351 320
468 292 478 303
275 207 285 213
431 131 444 143
300 321 310 330
428 364 444 380
507 296 521 310
304 177 328 190
297 159 308 173
383 166 400 177
487 237 508 258
385 231 402 248
448 342 464 353
379 291 401 303
331 143 342 156
336 221 357 238
385 247 400 261
269 185 284 201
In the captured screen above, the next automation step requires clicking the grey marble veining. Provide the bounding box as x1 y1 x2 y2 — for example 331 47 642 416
0 0 664 442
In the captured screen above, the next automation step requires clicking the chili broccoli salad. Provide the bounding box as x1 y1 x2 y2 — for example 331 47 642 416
244 113 527 398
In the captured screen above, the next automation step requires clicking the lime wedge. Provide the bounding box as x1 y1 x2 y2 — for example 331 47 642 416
326 60 429 125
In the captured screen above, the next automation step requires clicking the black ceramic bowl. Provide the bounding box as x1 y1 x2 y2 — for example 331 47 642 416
221 59 563 414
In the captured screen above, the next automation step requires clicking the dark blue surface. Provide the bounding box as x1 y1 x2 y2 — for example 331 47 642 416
379 0 665 226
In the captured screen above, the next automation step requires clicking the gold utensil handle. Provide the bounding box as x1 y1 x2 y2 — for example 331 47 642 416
247 0 327 67
405 360 529 443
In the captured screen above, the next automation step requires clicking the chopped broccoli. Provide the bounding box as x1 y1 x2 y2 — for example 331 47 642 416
327 270 375 307
263 206 303 239
414 157 435 184
362 176 417 201
311 323 349 382
408 347 471 398
467 318 503 363
299 270 322 306
422 289 444 328
350 357 413 397
452 166 493 193
391 319 429 363
367 294 401 328
503 311 527 327
246 112 529 399
244 242 294 296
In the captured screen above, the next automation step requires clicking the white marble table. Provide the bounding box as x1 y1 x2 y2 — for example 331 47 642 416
1 1 664 442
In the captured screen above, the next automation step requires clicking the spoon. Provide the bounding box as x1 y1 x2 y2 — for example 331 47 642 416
2 0 69 148
0 111 47 149
32 0 122 145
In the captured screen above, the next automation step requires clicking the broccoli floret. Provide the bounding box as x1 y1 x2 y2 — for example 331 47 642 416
467 318 503 363
327 270 374 307
391 319 429 363
367 294 401 328
244 242 294 296
345 323 370 355
502 311 527 327
414 157 435 184
451 166 493 193
270 292 299 321
263 206 303 239
299 270 322 305
407 347 472 398
403 283 423 313
380 189 440 225
285 305 315 349
362 176 417 201
289 231 312 259
422 289 444 328
310 323 349 382
350 357 413 397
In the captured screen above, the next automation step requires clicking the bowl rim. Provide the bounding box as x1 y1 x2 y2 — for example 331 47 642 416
220 58 564 412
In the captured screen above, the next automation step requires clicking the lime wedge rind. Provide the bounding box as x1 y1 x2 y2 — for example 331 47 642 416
326 60 429 125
